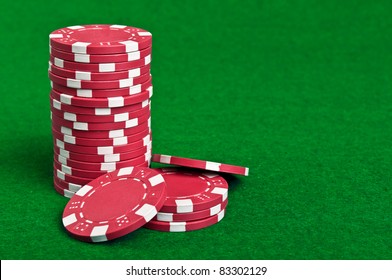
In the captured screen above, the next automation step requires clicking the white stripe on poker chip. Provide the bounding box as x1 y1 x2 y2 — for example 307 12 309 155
127 51 140 61
109 129 125 138
129 84 141 95
77 185 93 196
145 54 151 65
143 135 150 146
142 100 149 107
72 42 90 54
108 97 124 107
129 68 140 77
68 25 84 30
111 24 126 29
61 164 72 175
56 170 65 180
149 174 165 187
98 146 114 155
120 40 139 52
50 34 63 39
54 57 64 68
205 162 221 172
68 183 82 192
101 162 116 171
75 71 91 80
64 134 76 144
156 213 173 222
75 54 90 63
77 89 92 98
99 63 115 72
211 187 228 202
119 78 133 88
56 139 65 149
63 189 75 198
170 222 186 232
67 78 81 88
104 154 120 162
136 204 158 222
210 204 222 216
58 155 66 165
175 199 193 213
95 108 112 115
217 209 225 221
73 122 88 131
53 99 61 110
59 148 69 158
64 112 76 122
60 126 72 136
138 31 152 37
60 93 72 105
62 213 77 227
125 118 138 128
245 168 249 176
118 167 133 176
113 136 127 146
90 225 109 242
114 113 128 122
159 155 171 164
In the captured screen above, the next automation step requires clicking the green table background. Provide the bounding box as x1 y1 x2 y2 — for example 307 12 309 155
0 0 390 260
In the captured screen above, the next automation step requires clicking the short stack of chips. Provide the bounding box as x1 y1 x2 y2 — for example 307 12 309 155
48 25 153 198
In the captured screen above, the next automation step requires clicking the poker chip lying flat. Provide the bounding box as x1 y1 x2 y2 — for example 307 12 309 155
144 209 226 232
50 25 152 54
50 46 151 63
50 54 151 72
51 96 150 115
51 110 150 131
54 175 82 192
154 200 228 222
152 154 249 176
54 168 92 185
52 118 150 139
53 178 76 198
153 168 228 213
49 71 150 90
51 77 152 97
62 167 166 242
51 102 150 123
50 86 153 108
54 142 152 163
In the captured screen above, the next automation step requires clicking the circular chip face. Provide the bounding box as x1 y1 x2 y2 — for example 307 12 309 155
52 118 150 139
62 167 167 242
51 109 150 131
153 168 229 213
51 102 150 123
144 209 226 232
152 154 249 176
50 25 152 54
153 200 228 222
50 86 153 108
49 62 150 82
50 54 151 72
49 71 150 90
54 142 151 163
50 46 151 63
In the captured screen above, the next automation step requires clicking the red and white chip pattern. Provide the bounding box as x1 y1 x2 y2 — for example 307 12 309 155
48 25 154 196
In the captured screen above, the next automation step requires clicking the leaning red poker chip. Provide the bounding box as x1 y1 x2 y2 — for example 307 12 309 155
51 77 152 98
50 86 153 108
50 54 151 72
49 62 150 81
50 46 151 63
52 118 150 139
50 25 152 55
144 209 226 232
154 200 228 222
54 142 152 163
49 71 150 90
54 135 151 155
152 154 249 176
51 95 150 116
154 168 229 213
52 127 150 146
51 110 150 131
50 102 150 123
62 167 166 242
55 151 151 171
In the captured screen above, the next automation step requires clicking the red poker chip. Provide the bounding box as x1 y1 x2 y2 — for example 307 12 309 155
50 54 151 72
52 118 150 139
153 168 229 213
51 102 150 123
51 109 150 131
62 167 167 242
52 127 151 147
50 25 152 54
51 76 152 98
54 175 83 192
144 209 226 232
152 154 249 176
49 62 150 81
153 199 228 222
54 142 152 163
53 134 151 155
49 71 150 90
54 150 151 171
51 95 150 116
54 167 93 185
54 157 150 179
50 46 151 63
50 86 153 108
53 178 76 198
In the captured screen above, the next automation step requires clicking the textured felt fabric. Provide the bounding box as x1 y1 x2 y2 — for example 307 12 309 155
0 0 390 260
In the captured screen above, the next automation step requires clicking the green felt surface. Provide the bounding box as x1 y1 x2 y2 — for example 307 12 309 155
0 0 391 260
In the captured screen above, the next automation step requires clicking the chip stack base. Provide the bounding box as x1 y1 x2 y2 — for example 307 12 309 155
48 24 153 197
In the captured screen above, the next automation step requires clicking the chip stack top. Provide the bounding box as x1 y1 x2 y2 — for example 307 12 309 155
48 24 153 198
